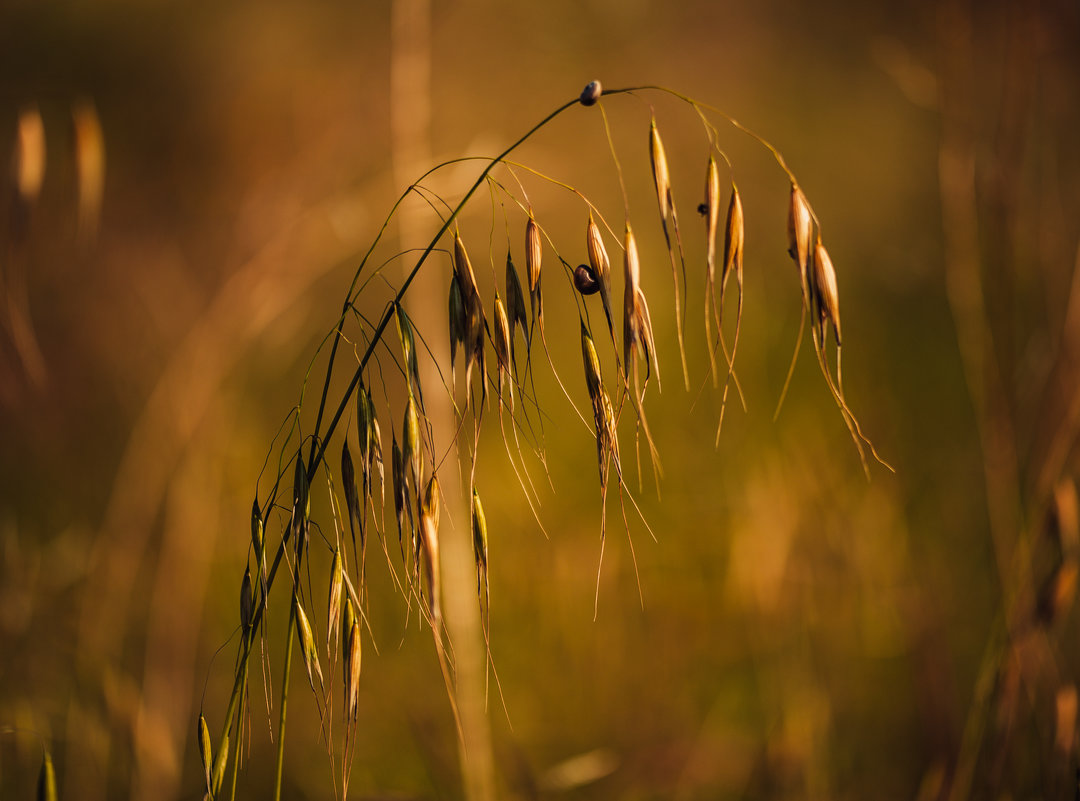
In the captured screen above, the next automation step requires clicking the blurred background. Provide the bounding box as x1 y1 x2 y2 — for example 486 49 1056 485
1 0 1079 799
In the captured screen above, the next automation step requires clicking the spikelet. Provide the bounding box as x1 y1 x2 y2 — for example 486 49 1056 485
586 213 615 339
240 565 253 635
649 119 672 219
581 321 603 403
526 215 543 330
419 477 442 625
455 234 486 402
391 432 406 548
472 487 489 597
787 183 814 307
622 224 659 386
198 714 212 795
505 252 529 368
342 440 363 556
294 598 323 692
453 231 480 305
402 395 422 496
722 186 744 296
493 295 513 407
448 271 466 380
395 304 424 410
251 498 266 607
704 156 721 285
344 618 362 722
326 547 343 651
811 237 841 346
623 223 641 372
291 451 310 551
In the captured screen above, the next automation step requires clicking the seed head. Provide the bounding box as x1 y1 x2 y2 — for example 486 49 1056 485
581 321 603 403
250 498 263 559
449 271 466 375
526 216 543 323
344 618 362 722
327 547 343 650
419 486 442 625
240 565 253 635
472 487 489 596
494 295 511 376
402 395 422 493
505 252 529 364
342 440 363 548
198 714 212 794
391 432 405 539
704 156 721 277
811 237 841 346
580 80 602 106
295 598 323 692
722 185 745 292
649 119 672 220
453 232 480 304
787 183 814 306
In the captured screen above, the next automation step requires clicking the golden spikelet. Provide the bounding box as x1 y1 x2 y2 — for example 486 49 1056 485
649 119 672 219
198 715 212 795
344 618 362 722
448 272 466 379
240 566 253 635
526 215 543 328
402 395 422 495
419 477 442 625
722 186 744 295
505 252 529 367
787 183 814 306
587 213 615 338
294 598 323 692
704 156 721 278
326 547 343 651
811 237 841 346
472 487 489 596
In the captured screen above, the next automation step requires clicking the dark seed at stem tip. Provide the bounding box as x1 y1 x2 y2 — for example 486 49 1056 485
580 80 602 106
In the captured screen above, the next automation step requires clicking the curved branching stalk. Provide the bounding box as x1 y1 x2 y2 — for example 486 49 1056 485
204 81 891 801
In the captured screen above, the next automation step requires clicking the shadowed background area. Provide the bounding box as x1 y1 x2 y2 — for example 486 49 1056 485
2 0 1079 799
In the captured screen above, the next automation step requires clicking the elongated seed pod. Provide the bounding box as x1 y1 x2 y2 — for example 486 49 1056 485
526 216 542 326
449 272 466 376
811 237 841 345
581 322 603 403
704 156 720 281
198 715 212 794
587 214 615 337
722 185 744 293
787 183 814 306
402 395 422 494
472 487 489 595
240 566 253 634
505 252 529 366
327 547 343 650
295 598 323 692
649 119 672 219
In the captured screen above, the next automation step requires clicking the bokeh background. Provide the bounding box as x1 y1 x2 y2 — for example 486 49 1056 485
2 0 1079 799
